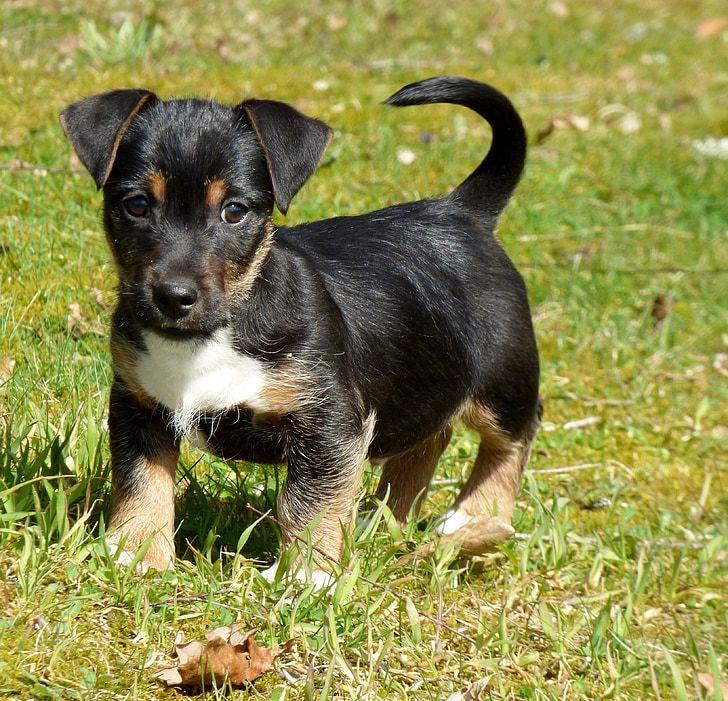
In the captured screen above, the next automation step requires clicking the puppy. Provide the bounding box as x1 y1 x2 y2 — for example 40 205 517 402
60 76 540 579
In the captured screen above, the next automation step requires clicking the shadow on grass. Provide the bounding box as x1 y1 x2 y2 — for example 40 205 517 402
0 419 283 566
173 458 282 565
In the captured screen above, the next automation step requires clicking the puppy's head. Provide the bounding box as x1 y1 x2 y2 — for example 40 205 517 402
60 90 331 338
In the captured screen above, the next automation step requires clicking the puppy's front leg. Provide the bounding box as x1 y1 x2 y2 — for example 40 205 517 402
106 381 180 571
275 409 375 575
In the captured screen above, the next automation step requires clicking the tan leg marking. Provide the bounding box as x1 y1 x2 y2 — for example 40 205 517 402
375 425 452 523
436 401 533 554
107 447 179 570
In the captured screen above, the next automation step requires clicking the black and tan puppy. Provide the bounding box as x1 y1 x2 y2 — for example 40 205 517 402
60 77 540 583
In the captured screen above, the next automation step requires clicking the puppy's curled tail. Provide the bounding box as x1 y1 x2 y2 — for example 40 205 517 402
385 76 526 221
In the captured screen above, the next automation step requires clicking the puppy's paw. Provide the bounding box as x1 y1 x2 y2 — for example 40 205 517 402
106 537 174 573
434 511 515 555
259 561 279 584
259 560 335 592
107 542 150 574
436 509 473 536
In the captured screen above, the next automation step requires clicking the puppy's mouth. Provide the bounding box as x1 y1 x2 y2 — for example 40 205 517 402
150 325 212 341
130 288 230 340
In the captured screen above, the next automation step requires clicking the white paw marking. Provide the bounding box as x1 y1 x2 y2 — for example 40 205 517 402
107 543 149 574
259 560 335 592
136 328 268 438
260 561 279 583
436 509 473 536
309 569 335 591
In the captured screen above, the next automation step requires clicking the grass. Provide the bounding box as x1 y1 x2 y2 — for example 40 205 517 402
0 0 726 698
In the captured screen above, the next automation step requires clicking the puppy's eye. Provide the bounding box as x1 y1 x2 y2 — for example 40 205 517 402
221 201 248 224
124 195 150 218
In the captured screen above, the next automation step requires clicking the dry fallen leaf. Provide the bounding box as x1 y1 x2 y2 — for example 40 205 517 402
90 287 109 310
618 112 642 134
0 357 15 382
713 353 728 377
548 1 569 18
536 115 590 143
0 583 12 607
67 303 85 338
397 148 417 165
447 678 491 700
651 294 672 331
155 624 274 690
695 17 728 40
326 15 347 30
475 36 493 55
697 671 728 696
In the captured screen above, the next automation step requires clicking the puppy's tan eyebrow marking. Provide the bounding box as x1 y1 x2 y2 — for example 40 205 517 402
147 171 167 202
205 178 228 208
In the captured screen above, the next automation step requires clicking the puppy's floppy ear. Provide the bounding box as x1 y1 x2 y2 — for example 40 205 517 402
60 89 157 189
239 99 332 214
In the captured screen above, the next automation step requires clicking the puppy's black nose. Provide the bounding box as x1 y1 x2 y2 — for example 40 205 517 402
152 279 199 320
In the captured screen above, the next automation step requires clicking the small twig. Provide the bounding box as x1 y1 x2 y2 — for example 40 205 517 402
517 261 728 275
562 416 601 431
153 589 239 606
0 161 84 175
530 462 603 475
555 392 635 407
642 539 707 551
540 416 601 433
243 503 478 646
517 223 698 242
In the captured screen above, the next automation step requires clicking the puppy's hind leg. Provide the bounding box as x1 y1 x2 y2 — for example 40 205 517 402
436 400 536 554
374 425 453 524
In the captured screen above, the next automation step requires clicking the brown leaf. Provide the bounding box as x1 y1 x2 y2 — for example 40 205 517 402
548 1 569 18
536 115 590 143
475 36 493 55
90 287 109 310
155 625 274 689
0 583 12 607
0 357 15 382
67 303 85 338
713 353 728 377
0 241 9 255
697 671 728 696
695 17 728 40
447 678 490 700
650 294 672 331
326 15 347 31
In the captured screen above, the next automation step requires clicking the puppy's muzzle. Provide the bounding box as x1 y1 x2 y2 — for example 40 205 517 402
152 278 199 320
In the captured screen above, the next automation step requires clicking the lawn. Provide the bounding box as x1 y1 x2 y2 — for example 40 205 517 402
0 0 726 698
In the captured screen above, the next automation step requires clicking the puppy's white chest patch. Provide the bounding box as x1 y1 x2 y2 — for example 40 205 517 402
137 329 267 437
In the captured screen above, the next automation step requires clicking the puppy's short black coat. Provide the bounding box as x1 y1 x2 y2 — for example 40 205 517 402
61 77 540 575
